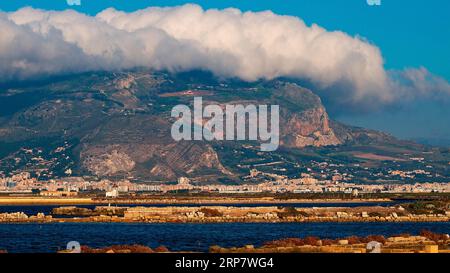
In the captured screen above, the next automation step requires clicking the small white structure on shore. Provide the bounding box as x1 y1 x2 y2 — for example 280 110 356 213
105 189 119 198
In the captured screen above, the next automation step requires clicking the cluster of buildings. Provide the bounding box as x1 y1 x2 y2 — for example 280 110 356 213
0 173 197 197
209 170 450 194
0 172 37 191
0 169 449 197
389 170 432 179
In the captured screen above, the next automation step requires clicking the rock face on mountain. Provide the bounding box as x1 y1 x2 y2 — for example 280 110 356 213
274 83 341 148
0 70 399 181
282 107 341 148
76 114 230 180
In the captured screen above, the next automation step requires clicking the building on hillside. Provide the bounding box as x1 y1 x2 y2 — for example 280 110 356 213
177 177 191 186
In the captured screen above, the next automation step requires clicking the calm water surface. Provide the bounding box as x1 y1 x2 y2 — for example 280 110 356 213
0 222 448 253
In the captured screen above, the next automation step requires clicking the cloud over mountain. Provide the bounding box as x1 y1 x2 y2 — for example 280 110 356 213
1 4 449 108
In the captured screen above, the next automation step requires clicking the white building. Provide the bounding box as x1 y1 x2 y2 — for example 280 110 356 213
178 177 191 186
105 189 119 198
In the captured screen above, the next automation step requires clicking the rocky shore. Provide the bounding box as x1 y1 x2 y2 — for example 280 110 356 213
1 203 449 223
0 196 392 205
210 231 450 253
22 231 450 254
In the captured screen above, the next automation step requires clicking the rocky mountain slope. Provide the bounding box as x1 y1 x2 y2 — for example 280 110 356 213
0 70 444 182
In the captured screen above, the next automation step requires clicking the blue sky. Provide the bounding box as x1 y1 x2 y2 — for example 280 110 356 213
1 0 449 80
1 0 449 141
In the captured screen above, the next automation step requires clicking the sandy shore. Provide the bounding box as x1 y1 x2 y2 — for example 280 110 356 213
0 196 393 205
0 197 94 205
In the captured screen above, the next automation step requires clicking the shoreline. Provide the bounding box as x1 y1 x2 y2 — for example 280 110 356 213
1 204 449 224
0 197 394 206
1 217 449 224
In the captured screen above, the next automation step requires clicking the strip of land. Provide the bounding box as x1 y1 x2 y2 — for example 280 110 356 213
1 204 449 223
54 233 450 254
0 196 392 205
211 232 450 253
0 197 94 205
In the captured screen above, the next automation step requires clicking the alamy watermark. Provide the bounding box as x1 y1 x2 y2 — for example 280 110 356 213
66 0 81 6
171 97 280 152
367 0 382 6
66 241 81 253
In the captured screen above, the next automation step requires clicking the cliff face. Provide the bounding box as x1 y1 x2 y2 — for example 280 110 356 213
77 115 230 180
80 141 228 180
272 82 341 148
281 106 341 148
203 82 343 149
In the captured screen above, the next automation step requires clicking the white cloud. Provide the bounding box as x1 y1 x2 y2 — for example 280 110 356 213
0 4 449 107
389 67 450 100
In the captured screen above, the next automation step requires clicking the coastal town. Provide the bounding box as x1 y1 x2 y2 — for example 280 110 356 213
0 169 448 198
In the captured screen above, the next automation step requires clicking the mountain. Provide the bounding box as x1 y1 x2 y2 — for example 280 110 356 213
0 70 448 183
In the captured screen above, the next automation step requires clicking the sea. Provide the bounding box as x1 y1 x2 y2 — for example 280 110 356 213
0 202 448 253
0 222 448 253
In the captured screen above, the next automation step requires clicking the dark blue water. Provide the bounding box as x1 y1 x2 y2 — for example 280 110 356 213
0 201 405 216
0 222 448 253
